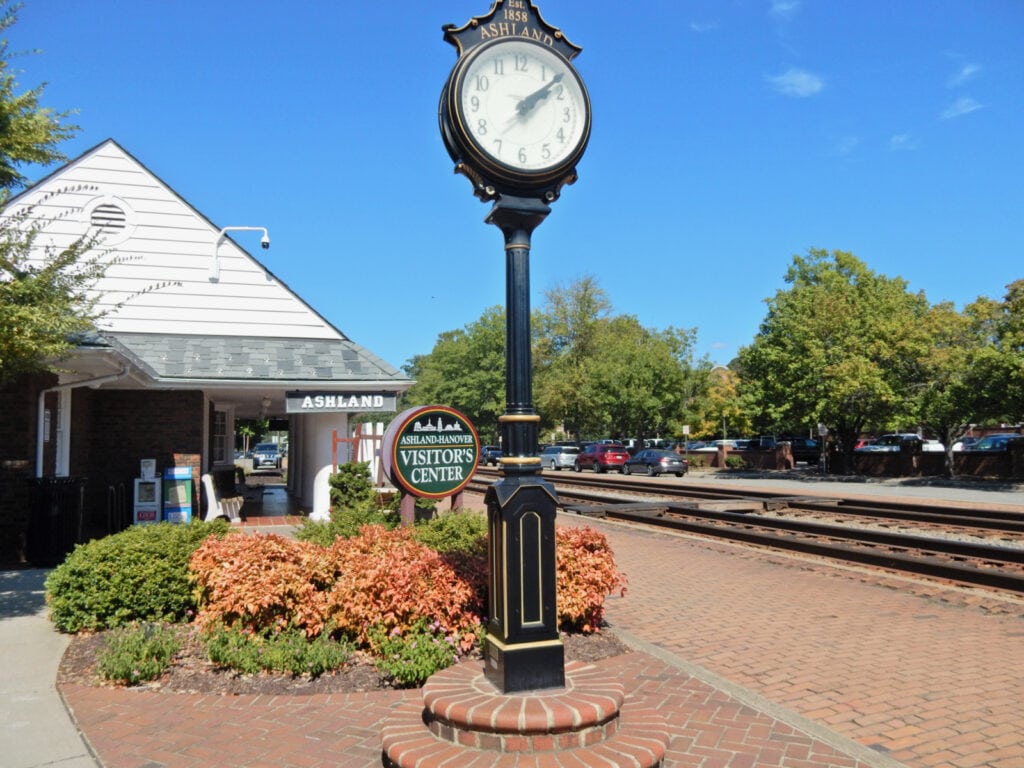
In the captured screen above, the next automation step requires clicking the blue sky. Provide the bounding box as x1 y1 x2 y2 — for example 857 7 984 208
11 1 1023 371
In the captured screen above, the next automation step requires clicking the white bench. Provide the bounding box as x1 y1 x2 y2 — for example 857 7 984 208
201 473 243 523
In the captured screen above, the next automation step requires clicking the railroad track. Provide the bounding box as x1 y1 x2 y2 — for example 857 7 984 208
468 468 1024 595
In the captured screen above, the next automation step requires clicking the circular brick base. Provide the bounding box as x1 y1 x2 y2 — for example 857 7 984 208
382 660 669 767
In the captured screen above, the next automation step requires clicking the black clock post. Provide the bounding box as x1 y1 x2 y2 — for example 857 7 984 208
382 4 670 765
482 194 563 692
438 1 591 693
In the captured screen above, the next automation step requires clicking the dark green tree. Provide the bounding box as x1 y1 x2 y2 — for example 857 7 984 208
912 300 1004 476
0 1 78 195
582 316 700 443
0 190 101 384
738 249 931 471
0 1 92 383
402 306 506 442
533 275 612 439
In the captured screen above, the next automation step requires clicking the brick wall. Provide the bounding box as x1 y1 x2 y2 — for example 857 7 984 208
71 388 204 539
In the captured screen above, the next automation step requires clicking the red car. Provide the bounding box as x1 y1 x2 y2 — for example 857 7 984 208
574 443 630 473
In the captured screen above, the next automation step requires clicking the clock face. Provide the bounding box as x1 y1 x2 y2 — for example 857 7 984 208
450 38 590 181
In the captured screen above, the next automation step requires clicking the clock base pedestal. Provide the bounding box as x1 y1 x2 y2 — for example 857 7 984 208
381 660 669 767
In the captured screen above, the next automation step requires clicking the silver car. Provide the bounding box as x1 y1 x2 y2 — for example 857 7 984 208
540 444 580 471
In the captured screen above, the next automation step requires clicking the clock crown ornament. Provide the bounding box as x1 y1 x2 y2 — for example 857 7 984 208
440 0 591 202
441 0 582 60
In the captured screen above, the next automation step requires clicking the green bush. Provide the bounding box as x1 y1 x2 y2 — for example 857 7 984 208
725 455 747 469
328 461 378 508
96 622 181 685
369 619 459 687
204 623 354 677
45 520 229 633
295 503 400 545
295 462 399 545
412 509 487 555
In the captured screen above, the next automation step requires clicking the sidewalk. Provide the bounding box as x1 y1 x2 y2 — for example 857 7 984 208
4 477 1023 767
0 568 98 768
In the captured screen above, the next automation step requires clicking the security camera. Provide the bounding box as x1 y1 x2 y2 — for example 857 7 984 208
260 234 270 250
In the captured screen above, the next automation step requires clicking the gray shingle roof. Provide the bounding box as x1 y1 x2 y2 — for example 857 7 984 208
105 333 412 384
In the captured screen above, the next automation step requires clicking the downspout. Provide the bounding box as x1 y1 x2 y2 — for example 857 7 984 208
36 368 129 477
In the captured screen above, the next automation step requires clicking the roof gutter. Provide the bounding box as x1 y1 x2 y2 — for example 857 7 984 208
138 378 414 390
36 367 129 477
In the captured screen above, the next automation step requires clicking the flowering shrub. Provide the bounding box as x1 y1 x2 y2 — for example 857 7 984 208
555 526 628 633
189 533 336 638
323 525 482 653
369 619 461 687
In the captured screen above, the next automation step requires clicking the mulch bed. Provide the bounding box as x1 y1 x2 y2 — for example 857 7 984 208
57 625 630 696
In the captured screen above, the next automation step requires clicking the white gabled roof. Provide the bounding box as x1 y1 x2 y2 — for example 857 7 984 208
5 139 413 407
7 139 350 342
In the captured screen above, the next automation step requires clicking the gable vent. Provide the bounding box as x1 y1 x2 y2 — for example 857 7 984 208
91 203 127 232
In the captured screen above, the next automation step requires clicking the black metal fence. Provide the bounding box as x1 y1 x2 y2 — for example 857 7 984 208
26 476 86 566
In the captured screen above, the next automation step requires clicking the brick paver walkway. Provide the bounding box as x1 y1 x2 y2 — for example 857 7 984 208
559 512 1024 768
59 492 1024 768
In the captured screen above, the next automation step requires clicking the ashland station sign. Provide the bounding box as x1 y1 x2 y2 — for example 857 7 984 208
286 392 397 413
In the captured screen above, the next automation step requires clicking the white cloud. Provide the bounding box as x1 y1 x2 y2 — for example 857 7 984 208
941 97 983 120
767 68 824 97
689 21 718 33
771 0 801 18
947 63 981 88
888 133 917 151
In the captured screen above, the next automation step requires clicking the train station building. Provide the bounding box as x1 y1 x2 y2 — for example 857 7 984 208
0 139 413 563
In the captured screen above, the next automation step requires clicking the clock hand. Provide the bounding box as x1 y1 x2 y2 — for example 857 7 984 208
515 72 564 117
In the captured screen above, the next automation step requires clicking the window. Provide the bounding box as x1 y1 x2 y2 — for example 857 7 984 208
213 410 227 464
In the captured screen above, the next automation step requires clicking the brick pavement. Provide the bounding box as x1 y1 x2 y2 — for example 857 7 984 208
57 495 1024 768
558 512 1024 768
62 650 880 768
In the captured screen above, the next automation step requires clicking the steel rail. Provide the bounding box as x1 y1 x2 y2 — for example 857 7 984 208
475 467 1024 526
466 473 1024 594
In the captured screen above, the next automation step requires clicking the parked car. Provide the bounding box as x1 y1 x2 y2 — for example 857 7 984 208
251 442 281 469
574 443 629 473
540 444 580 470
693 439 743 452
963 433 1021 452
479 445 503 466
750 436 820 463
855 434 944 452
622 449 688 477
782 437 820 464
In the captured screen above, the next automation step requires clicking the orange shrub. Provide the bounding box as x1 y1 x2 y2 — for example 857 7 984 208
186 522 626 652
189 533 334 637
323 525 482 653
555 526 628 633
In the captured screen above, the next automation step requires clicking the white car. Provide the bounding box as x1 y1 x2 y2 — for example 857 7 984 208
540 444 580 470
855 434 944 452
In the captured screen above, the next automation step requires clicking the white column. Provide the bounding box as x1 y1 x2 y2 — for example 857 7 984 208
55 389 71 477
305 412 349 521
